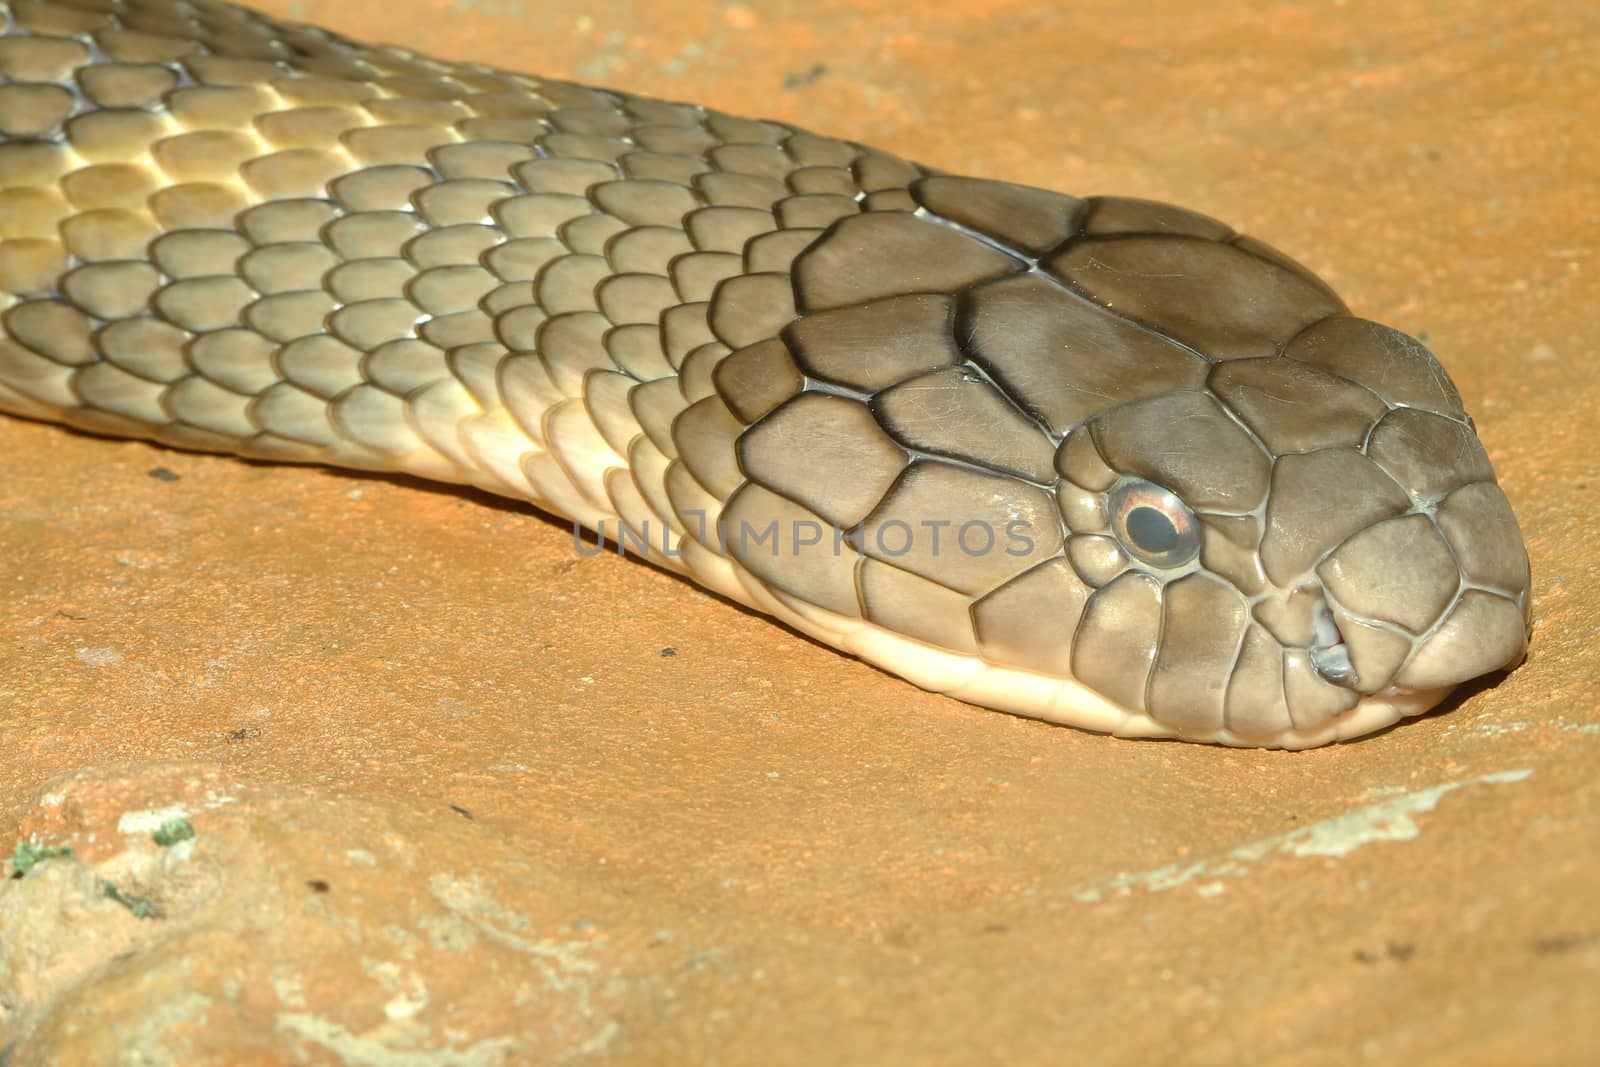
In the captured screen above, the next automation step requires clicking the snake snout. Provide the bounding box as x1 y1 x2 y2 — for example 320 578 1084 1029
1399 588 1529 689
1314 484 1531 694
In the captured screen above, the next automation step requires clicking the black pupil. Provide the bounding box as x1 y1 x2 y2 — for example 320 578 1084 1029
1126 506 1179 554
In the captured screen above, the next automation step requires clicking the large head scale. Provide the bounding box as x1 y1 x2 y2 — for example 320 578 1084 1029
703 176 1530 747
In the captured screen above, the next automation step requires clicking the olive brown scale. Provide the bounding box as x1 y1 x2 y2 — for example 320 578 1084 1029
0 0 1532 747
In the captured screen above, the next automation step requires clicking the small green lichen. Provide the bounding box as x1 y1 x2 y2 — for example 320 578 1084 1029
102 880 156 919
8 840 73 877
152 817 195 847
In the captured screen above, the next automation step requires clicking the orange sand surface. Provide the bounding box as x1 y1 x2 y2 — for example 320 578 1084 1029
2 1 1595 1062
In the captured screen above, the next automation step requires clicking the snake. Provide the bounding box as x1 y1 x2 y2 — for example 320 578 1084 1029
0 0 1532 748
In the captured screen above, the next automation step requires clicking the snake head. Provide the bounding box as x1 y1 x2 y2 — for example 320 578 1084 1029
716 178 1529 746
938 187 1531 745
1043 322 1532 744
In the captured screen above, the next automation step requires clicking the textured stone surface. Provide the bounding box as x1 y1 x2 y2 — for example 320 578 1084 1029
1 0 1596 1063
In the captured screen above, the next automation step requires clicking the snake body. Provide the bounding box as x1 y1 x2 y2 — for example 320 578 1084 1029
0 0 1531 747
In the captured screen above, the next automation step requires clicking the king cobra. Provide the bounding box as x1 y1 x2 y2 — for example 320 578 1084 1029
0 0 1531 747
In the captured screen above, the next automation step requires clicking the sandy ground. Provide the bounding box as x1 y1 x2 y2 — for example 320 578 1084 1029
1 1 1595 1063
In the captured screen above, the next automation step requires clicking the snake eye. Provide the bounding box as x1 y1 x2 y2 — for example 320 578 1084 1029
1108 479 1201 570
